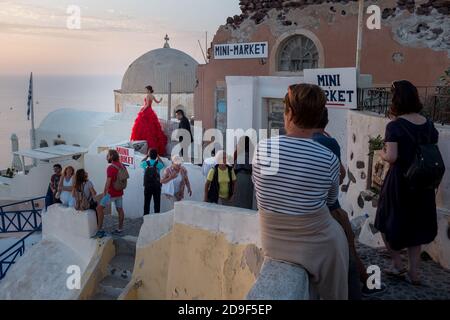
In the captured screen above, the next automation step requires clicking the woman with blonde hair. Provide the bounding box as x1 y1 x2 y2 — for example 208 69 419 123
161 155 192 202
57 165 75 207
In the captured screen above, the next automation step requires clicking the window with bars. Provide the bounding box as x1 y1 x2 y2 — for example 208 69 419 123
278 35 319 72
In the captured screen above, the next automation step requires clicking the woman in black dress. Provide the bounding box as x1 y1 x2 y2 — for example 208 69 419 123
375 80 439 285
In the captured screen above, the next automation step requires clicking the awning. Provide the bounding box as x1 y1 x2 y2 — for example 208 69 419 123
14 145 89 162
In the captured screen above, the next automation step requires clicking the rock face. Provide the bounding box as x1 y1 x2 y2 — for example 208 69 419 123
226 0 357 28
226 0 450 28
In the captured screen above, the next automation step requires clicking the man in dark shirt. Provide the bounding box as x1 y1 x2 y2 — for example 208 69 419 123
45 164 62 208
176 109 193 142
176 109 193 158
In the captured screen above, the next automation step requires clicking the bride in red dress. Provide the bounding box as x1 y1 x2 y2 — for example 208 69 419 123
130 85 168 155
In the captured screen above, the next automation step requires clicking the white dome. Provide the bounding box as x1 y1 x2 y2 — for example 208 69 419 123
38 109 115 134
121 43 198 94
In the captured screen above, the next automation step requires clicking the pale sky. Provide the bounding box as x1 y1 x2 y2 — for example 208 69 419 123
0 0 240 75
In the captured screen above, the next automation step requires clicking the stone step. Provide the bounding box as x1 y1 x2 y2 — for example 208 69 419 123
113 236 138 257
100 275 130 289
107 254 135 280
97 279 128 300
92 292 118 301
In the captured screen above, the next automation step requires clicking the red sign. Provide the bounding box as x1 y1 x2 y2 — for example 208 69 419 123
116 146 135 169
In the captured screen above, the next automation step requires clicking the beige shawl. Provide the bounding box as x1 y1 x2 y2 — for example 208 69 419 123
259 206 349 300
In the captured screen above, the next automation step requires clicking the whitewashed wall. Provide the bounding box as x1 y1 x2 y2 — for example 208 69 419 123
0 159 82 201
84 150 206 219
226 76 349 163
344 111 450 269
344 111 450 218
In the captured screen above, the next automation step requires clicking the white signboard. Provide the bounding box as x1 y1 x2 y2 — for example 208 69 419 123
304 67 357 109
116 146 135 169
214 42 268 60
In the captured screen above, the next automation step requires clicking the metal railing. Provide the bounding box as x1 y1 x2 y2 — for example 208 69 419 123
357 86 450 125
0 197 45 233
0 230 38 280
0 197 45 280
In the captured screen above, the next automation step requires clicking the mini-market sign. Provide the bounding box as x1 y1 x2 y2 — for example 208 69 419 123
304 67 357 109
116 146 135 169
214 42 269 60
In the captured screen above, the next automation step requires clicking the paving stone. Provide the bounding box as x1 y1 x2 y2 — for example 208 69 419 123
357 243 450 300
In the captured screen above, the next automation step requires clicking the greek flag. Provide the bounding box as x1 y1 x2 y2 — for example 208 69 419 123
27 72 33 120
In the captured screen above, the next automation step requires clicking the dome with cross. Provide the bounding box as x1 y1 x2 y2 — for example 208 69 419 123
120 35 198 94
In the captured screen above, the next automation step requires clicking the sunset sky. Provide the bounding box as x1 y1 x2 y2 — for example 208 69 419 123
0 0 240 75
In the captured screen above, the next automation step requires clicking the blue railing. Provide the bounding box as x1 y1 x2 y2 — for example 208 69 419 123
0 197 45 233
0 230 38 280
0 197 44 280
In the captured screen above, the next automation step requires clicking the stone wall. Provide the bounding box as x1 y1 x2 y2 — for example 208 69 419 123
342 111 450 269
227 0 449 28
223 0 449 54
0 205 114 299
124 201 264 300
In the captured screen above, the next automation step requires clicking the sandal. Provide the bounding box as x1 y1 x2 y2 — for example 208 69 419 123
384 266 408 277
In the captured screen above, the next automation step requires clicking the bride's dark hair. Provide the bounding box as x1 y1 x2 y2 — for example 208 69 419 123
145 85 154 93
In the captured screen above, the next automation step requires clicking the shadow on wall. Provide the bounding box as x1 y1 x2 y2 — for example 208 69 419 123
122 201 267 300
121 201 314 300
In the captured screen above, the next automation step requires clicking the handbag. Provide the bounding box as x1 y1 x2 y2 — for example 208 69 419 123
162 180 175 197
162 168 176 197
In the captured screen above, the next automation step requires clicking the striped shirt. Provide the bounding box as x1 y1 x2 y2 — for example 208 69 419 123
252 136 340 215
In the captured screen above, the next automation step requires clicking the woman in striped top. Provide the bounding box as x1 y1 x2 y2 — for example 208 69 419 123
253 135 340 215
252 84 349 300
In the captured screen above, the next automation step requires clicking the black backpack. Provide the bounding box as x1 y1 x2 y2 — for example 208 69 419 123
143 160 161 188
399 120 445 190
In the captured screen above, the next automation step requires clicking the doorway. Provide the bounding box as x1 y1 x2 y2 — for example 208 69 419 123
267 99 286 137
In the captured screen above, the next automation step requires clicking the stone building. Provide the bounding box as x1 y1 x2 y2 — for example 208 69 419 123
115 36 198 118
194 0 449 131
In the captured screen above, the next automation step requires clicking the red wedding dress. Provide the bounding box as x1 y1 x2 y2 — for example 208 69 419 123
130 98 168 155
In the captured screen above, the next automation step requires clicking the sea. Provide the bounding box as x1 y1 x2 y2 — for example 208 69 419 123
0 74 122 169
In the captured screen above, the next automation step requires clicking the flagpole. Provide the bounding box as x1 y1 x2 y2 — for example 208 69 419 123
30 72 36 151
356 0 365 73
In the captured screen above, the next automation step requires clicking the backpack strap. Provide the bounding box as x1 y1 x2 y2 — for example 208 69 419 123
396 119 417 146
425 119 434 144
227 166 234 198
398 118 434 146
111 163 121 171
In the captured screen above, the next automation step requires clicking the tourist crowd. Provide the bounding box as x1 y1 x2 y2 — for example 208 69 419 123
44 80 444 300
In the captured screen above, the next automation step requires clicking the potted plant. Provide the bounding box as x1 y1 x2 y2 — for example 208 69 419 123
367 135 387 192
